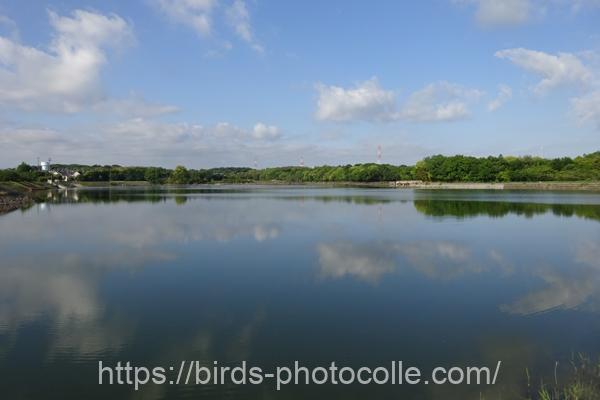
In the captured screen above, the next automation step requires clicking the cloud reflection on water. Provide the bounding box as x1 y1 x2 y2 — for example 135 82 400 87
500 240 600 315
317 238 600 316
317 240 479 283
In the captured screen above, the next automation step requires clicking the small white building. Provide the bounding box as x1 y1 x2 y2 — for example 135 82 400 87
40 161 50 171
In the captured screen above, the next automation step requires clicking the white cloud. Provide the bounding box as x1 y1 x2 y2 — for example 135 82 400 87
225 0 263 52
155 0 215 36
399 81 483 122
495 48 593 94
0 126 67 147
213 121 245 138
315 79 482 123
495 47 600 127
473 0 530 26
571 90 600 127
93 95 179 118
108 119 280 144
252 123 280 140
107 118 206 143
0 9 132 112
0 117 284 167
315 78 397 122
553 0 600 12
0 118 428 168
154 0 263 52
488 84 513 111
455 0 600 27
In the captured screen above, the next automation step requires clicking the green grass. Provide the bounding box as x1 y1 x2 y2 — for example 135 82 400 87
0 181 52 195
527 355 600 400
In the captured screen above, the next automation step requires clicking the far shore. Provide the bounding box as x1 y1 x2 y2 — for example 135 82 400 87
76 180 600 191
394 181 600 191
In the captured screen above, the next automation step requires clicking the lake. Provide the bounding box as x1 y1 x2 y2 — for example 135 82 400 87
1 186 599 399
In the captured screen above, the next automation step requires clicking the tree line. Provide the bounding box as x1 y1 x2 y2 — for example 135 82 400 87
415 152 600 182
1 152 598 184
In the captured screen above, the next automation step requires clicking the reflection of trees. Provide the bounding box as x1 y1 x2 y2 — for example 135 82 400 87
286 196 393 205
414 199 600 221
174 195 188 205
47 188 397 205
33 189 600 214
49 189 176 204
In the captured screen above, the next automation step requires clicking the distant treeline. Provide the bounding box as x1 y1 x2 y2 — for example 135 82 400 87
1 151 599 184
414 152 599 182
0 162 48 183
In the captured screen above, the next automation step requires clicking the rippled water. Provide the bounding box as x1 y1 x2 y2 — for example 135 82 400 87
1 186 599 399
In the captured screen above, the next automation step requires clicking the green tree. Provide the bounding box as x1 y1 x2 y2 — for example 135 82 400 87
145 167 163 184
16 162 33 174
414 160 431 181
169 165 190 184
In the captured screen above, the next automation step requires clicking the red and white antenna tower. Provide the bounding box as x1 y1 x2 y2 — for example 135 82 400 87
376 145 382 164
300 156 304 167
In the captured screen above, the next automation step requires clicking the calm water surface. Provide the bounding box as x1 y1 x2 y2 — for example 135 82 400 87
1 186 599 399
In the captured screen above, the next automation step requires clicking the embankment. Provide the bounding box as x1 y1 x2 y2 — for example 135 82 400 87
392 181 600 191
0 182 53 214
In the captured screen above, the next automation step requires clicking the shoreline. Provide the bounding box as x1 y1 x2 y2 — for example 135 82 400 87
0 182 54 215
392 181 600 191
76 180 600 191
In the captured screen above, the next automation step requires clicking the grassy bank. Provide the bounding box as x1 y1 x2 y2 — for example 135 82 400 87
0 181 52 194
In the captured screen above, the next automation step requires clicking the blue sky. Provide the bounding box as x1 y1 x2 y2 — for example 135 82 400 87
0 0 599 168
